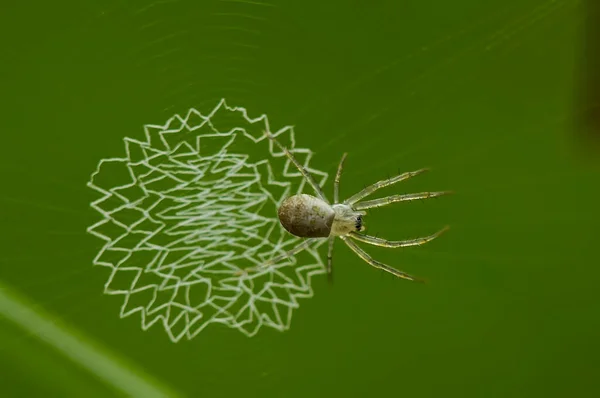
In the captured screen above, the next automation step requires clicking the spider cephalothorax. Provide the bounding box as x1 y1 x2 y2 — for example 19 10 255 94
257 131 451 282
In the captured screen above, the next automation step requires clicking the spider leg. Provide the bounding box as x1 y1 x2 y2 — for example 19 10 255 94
334 153 348 203
348 226 449 248
259 238 317 269
353 191 453 210
340 236 424 282
264 131 328 202
327 236 335 283
344 168 429 205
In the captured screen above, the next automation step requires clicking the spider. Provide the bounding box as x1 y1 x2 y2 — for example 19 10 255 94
256 131 451 282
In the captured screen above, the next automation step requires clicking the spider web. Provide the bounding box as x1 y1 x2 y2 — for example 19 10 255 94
87 99 329 342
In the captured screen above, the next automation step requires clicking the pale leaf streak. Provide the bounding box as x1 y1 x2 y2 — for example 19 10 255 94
136 47 181 66
226 77 260 86
0 283 180 397
211 12 268 21
310 2 556 158
9 229 85 237
203 25 262 35
138 20 162 32
294 1 524 123
0 195 85 215
485 0 573 51
0 248 94 263
133 0 179 15
135 31 186 53
230 42 260 50
218 0 277 7
222 55 255 62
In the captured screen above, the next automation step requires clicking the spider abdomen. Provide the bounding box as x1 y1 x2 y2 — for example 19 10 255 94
277 194 334 238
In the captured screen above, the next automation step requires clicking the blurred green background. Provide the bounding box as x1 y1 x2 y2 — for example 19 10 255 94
1 0 599 397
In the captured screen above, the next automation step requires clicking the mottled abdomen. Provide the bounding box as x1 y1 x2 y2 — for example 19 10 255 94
277 194 335 238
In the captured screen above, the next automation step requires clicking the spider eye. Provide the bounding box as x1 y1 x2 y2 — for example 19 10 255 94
355 215 363 231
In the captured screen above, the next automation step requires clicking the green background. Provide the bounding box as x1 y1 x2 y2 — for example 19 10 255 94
1 0 599 397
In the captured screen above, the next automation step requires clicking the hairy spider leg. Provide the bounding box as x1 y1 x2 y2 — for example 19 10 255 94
340 236 425 282
354 191 453 211
327 236 335 283
334 152 348 203
344 168 430 205
236 238 317 276
259 238 318 269
326 152 348 282
348 226 450 248
265 131 329 203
